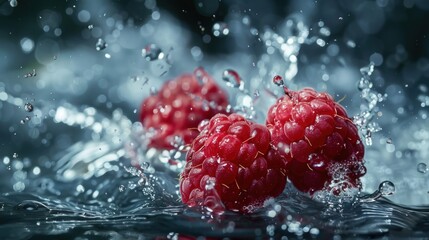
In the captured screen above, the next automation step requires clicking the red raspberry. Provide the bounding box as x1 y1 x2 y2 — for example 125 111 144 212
266 87 365 195
180 113 287 212
140 68 229 149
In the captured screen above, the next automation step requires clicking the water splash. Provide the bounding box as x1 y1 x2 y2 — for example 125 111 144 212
353 63 386 146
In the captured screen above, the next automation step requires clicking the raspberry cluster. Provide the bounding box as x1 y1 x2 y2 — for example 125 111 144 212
139 70 366 212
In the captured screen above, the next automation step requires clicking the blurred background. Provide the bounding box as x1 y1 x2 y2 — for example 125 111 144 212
1 0 429 205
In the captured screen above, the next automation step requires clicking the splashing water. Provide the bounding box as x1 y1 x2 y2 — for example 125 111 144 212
2 2 429 239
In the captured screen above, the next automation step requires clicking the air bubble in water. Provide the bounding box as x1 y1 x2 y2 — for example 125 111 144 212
95 38 107 51
222 69 242 88
417 163 428 173
9 0 18 7
378 181 395 196
273 75 284 87
142 44 163 61
118 185 125 192
24 103 33 112
212 22 229 37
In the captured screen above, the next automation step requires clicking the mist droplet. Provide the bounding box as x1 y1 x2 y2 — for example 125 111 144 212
24 103 34 112
9 0 18 7
222 69 242 88
88 24 94 30
417 163 428 173
379 181 395 196
273 75 284 87
12 153 18 158
95 38 107 51
142 44 163 61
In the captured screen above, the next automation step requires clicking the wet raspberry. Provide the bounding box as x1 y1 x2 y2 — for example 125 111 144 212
180 113 287 212
140 68 229 149
266 87 365 194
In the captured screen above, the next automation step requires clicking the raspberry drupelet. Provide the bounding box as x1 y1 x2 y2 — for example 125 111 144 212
266 87 365 195
180 113 287 213
140 68 229 150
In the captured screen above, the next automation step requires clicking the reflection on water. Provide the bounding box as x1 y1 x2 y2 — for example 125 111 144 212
1 0 429 239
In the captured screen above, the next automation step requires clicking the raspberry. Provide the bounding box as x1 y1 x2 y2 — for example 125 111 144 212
266 87 365 194
140 68 229 149
180 113 287 212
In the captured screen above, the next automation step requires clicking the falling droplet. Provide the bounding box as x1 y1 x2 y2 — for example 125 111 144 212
96 38 107 51
9 0 18 7
24 103 34 112
222 69 242 88
20 119 26 124
378 181 395 196
142 44 163 61
386 138 392 144
273 75 284 87
25 116 31 121
88 24 94 30
118 185 125 192
12 153 18 158
417 163 428 173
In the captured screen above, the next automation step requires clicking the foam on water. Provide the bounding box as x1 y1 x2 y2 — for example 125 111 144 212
1 2 429 239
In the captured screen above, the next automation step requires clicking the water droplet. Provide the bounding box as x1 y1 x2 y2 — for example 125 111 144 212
24 103 34 112
142 44 163 61
273 75 284 87
205 179 215 190
12 153 18 158
88 24 94 30
386 138 392 144
118 185 125 192
150 86 157 95
378 181 395 196
20 119 26 124
253 90 260 97
212 22 229 37
138 178 146 186
9 0 18 7
25 116 31 121
222 69 242 88
338 17 343 20
128 181 137 190
24 69 36 78
95 38 107 51
141 161 150 169
417 163 428 173
346 40 356 48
